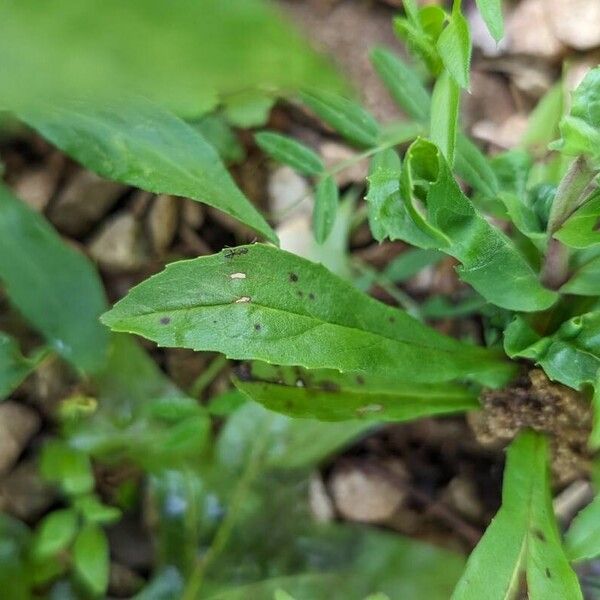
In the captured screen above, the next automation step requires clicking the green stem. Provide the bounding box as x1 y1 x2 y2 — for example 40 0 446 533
182 418 272 599
188 354 228 398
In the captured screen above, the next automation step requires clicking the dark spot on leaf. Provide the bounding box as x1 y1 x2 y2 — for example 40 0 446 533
254 323 262 331
388 316 396 324
289 272 298 282
224 247 249 259
594 217 600 232
297 291 304 298
533 529 546 542
308 292 315 300
356 375 365 385
159 317 171 325
319 380 340 392
284 400 294 410
545 568 551 579
213 320 218 324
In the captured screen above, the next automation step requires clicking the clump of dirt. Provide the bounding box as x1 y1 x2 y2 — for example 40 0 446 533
469 369 593 484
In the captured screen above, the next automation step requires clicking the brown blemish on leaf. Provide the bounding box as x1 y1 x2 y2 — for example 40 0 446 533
388 316 396 324
545 568 552 579
159 317 171 325
356 375 365 385
254 323 262 331
297 290 304 298
308 292 315 300
289 272 299 282
533 528 546 542
319 380 340 392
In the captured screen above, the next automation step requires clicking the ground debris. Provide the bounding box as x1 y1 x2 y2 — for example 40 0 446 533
469 369 593 484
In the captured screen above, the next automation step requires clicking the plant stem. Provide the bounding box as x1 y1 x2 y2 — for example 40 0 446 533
182 418 272 599
189 354 228 398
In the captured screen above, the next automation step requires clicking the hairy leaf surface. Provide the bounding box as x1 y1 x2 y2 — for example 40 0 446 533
102 244 513 386
22 99 277 243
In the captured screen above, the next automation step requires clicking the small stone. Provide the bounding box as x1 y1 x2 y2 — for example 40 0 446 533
147 194 179 255
0 402 41 476
12 158 62 212
182 201 205 229
443 476 484 521
548 0 600 50
330 461 404 523
49 171 125 236
472 114 529 150
0 460 56 521
506 0 565 60
89 212 149 272
309 473 335 522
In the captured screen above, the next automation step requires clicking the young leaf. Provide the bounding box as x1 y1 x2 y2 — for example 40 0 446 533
452 431 583 600
554 193 600 249
312 175 339 244
504 312 600 391
565 493 600 562
370 47 431 122
475 0 504 42
551 67 600 164
0 185 109 373
72 525 110 597
235 362 478 422
561 255 600 296
21 97 277 244
40 441 95 496
437 10 471 89
455 134 499 198
102 243 514 387
255 131 324 176
0 332 48 400
400 140 557 311
31 509 78 560
430 71 460 166
300 91 380 148
383 248 443 283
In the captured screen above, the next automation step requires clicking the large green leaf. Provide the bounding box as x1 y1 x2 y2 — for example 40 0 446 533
102 243 513 387
235 362 477 422
22 98 277 243
0 332 48 400
452 431 582 600
0 0 341 116
565 493 600 562
399 139 557 311
504 312 600 391
0 185 109 373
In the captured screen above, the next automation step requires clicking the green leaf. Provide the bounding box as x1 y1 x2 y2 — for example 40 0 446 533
73 495 121 526
223 91 275 129
102 243 513 387
400 139 557 311
551 67 600 164
217 400 372 471
370 47 431 122
255 131 324 176
561 255 600 296
437 10 471 89
195 115 245 164
554 193 600 249
300 91 380 148
521 83 564 153
0 185 109 373
235 362 478 422
383 248 443 283
430 71 460 166
21 98 277 244
0 0 342 116
39 441 95 496
0 332 48 400
0 515 31 600
455 134 499 198
475 0 504 41
32 509 78 560
72 524 110 597
565 493 600 562
313 176 339 244
365 149 407 243
452 431 582 600
504 312 600 391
